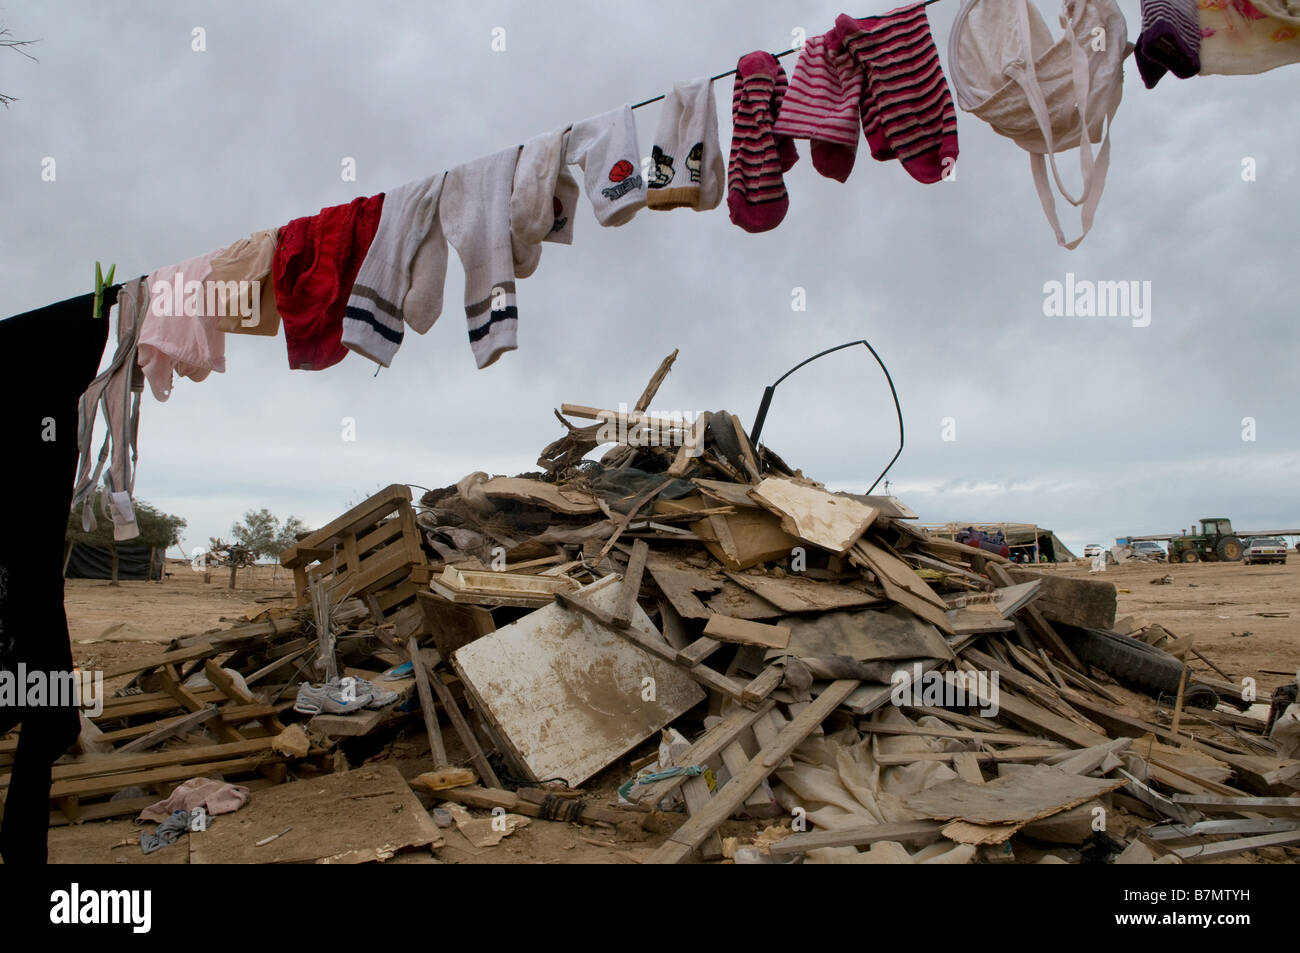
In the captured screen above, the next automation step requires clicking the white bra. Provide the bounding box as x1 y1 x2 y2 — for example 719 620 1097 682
948 0 1132 249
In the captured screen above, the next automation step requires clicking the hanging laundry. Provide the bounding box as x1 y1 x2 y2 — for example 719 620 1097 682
1134 0 1201 87
948 0 1130 250
273 193 384 371
727 51 799 233
1199 0 1300 75
400 181 452 355
646 78 725 211
834 5 958 185
137 248 229 401
340 175 445 367
0 288 114 863
71 279 148 541
565 104 647 226
511 125 580 280
208 227 283 336
439 147 524 369
771 30 864 182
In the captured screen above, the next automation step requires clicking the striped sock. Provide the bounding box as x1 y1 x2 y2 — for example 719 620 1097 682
772 30 864 182
1135 0 1201 87
835 5 958 185
727 51 799 233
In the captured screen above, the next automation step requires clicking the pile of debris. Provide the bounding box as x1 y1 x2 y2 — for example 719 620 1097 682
7 351 1300 864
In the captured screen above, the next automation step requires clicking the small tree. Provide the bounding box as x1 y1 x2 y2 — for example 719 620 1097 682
230 509 312 585
66 495 187 585
231 509 280 560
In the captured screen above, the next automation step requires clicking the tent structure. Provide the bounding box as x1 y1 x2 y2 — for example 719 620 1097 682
917 522 1077 563
63 541 163 580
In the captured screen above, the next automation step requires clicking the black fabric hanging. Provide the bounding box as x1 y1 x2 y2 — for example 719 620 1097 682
0 287 116 863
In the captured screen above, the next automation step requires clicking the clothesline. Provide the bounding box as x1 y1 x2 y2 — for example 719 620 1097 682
629 0 949 110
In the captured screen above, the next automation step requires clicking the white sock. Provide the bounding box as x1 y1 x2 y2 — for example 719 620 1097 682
511 126 580 279
566 104 647 227
342 173 445 367
647 78 725 211
402 179 450 337
439 147 520 369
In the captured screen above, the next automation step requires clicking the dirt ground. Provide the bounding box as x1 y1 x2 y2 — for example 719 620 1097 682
40 554 1300 865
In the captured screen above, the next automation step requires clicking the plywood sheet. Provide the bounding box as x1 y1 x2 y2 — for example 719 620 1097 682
725 571 882 613
748 477 878 555
774 605 954 663
450 577 706 786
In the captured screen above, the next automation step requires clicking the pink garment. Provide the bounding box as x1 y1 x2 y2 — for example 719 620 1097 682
771 29 864 182
137 776 250 823
138 248 229 401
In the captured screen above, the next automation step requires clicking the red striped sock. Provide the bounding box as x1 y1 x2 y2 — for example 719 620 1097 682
727 51 799 233
836 5 958 184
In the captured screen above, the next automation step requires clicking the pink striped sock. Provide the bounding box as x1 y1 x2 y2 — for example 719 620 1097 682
836 5 958 184
727 51 799 233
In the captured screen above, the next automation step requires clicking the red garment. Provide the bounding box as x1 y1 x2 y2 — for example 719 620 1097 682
273 194 384 370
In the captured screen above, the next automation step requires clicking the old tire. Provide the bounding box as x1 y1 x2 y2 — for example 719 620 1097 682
1058 626 1218 708
1216 536 1243 561
1181 550 1199 564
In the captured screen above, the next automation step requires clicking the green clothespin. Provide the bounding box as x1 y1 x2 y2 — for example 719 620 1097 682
93 261 116 318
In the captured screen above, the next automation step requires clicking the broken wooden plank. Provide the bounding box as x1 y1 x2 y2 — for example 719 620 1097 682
768 820 945 858
409 637 449 768
676 636 722 667
114 706 219 754
741 667 784 706
612 540 649 628
1171 827 1300 862
724 571 882 614
702 614 790 650
1170 794 1300 817
748 477 878 554
646 680 860 863
418 656 502 790
628 701 778 807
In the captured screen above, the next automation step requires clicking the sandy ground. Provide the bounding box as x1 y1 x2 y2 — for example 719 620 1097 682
38 554 1300 864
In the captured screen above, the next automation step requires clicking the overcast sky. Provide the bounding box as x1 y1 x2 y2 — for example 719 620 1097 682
4 0 1297 559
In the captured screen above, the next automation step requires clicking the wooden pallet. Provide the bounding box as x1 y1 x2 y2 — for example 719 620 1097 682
281 484 429 616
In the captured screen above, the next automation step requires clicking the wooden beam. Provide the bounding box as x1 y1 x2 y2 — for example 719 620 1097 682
418 656 500 789
611 540 649 628
409 637 448 768
115 706 219 754
646 681 859 863
1171 794 1300 817
629 701 777 807
768 820 945 858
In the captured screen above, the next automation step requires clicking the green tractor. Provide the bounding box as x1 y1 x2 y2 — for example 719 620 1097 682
1167 518 1244 564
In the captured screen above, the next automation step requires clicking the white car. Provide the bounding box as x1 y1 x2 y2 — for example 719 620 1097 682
1244 537 1288 565
1083 544 1104 558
